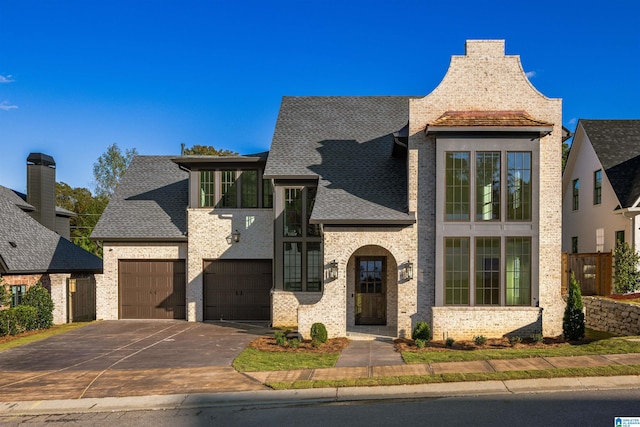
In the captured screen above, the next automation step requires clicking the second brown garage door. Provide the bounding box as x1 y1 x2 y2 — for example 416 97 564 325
119 260 186 319
203 259 272 321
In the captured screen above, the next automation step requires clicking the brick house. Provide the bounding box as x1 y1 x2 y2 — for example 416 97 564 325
562 120 640 255
92 40 565 339
0 153 103 323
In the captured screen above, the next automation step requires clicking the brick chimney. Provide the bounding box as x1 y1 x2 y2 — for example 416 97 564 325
26 153 57 232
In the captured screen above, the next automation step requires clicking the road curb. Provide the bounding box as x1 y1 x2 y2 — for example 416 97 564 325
1 375 640 416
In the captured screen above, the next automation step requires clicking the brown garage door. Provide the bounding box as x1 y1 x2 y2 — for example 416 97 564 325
203 259 272 321
119 260 186 319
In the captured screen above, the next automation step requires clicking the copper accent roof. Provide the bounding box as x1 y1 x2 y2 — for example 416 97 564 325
429 111 553 128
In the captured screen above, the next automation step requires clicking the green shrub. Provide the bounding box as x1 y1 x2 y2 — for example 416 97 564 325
473 335 487 346
0 277 10 307
412 321 431 341
288 338 300 349
310 323 328 344
563 272 585 340
614 241 640 294
274 331 287 346
530 332 544 343
0 305 38 336
445 337 455 348
414 338 426 349
21 283 54 329
508 336 523 346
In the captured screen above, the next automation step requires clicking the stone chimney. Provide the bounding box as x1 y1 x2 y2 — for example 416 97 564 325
26 153 57 232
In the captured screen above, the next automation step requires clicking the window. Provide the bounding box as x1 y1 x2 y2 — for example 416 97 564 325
445 152 470 220
241 170 258 208
475 237 500 305
616 230 625 245
198 169 271 208
506 238 531 306
572 179 579 211
571 236 578 254
263 179 273 208
445 237 470 305
596 228 604 252
11 285 25 308
476 152 500 221
507 152 532 220
200 171 215 207
594 169 602 205
220 170 237 208
282 187 322 292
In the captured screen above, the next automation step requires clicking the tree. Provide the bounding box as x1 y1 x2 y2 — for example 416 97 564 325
563 272 585 341
93 143 138 198
613 241 640 294
182 144 238 156
56 182 108 258
562 141 571 171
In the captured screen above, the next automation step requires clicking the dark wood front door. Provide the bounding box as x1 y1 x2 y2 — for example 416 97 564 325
355 257 386 325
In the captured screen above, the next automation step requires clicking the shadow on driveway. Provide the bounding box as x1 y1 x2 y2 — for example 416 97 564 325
0 320 271 401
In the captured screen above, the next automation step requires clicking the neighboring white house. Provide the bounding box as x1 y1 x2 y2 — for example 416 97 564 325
562 120 640 255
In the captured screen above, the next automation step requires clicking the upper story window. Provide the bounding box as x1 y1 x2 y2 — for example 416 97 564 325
572 179 579 211
198 169 271 209
594 169 602 205
445 150 531 222
445 152 470 221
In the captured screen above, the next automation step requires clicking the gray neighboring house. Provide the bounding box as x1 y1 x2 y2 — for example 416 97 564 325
93 40 566 339
563 120 640 255
0 153 103 324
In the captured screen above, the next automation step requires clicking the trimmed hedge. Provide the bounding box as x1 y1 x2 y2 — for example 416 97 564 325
21 283 54 329
0 305 38 336
310 322 328 344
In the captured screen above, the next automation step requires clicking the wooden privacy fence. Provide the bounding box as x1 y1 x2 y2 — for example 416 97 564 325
562 252 612 296
67 277 96 322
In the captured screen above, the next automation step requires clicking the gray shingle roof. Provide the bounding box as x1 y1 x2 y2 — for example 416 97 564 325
91 156 188 240
581 120 640 208
265 96 415 224
0 185 103 273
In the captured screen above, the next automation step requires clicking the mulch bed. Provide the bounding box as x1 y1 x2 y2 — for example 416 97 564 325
608 292 640 301
395 336 574 353
249 336 350 354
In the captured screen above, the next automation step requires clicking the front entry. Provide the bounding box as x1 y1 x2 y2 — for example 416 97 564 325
355 257 386 325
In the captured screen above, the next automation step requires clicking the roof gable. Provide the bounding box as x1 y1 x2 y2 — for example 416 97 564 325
91 156 188 240
581 120 640 208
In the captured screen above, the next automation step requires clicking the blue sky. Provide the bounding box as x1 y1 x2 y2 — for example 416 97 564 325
1 0 639 193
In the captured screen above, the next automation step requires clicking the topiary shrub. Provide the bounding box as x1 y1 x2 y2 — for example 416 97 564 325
21 282 54 330
310 322 328 344
412 321 431 341
563 272 585 340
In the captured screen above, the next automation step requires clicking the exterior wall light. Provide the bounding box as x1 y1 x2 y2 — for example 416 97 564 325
226 229 241 244
329 260 338 279
405 261 414 280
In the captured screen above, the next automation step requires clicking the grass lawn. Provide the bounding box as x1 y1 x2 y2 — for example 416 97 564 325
0 322 93 352
233 347 340 372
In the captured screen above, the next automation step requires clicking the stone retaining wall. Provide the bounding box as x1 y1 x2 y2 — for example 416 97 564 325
584 296 640 336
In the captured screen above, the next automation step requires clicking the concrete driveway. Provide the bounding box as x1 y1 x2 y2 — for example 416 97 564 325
0 320 271 401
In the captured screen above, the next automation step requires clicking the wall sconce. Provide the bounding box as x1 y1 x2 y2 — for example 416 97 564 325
329 260 338 279
226 229 241 244
404 261 414 280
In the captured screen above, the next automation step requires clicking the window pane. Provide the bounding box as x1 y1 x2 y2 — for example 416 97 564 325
262 179 273 208
445 152 470 221
241 170 258 208
445 237 469 305
358 258 384 294
476 152 500 220
475 237 500 305
594 170 602 205
572 179 579 211
199 170 215 207
284 242 302 291
506 237 531 306
220 170 237 208
306 187 320 237
11 285 25 308
284 188 302 236
507 152 532 220
307 242 322 292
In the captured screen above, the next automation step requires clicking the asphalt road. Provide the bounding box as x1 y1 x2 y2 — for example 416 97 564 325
2 388 639 427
